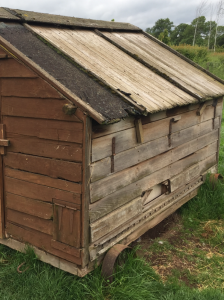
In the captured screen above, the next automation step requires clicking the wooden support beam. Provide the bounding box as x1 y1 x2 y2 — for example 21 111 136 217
196 103 207 116
168 116 181 147
135 118 144 143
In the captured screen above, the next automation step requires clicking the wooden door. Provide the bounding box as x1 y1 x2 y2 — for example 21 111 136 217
0 124 9 238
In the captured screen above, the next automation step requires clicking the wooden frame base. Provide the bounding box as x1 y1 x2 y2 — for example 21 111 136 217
0 165 217 277
0 238 91 277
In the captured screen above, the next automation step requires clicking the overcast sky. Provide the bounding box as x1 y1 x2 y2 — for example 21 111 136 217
0 0 223 30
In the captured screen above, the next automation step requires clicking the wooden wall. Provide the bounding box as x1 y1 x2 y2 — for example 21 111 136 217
89 98 223 260
0 48 85 266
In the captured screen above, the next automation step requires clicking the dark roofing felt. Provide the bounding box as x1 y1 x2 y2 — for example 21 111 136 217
0 23 131 120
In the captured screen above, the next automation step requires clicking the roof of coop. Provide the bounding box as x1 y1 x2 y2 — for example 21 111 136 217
0 7 224 123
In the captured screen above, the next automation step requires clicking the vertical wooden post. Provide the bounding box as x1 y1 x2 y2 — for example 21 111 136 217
81 114 92 268
135 118 144 143
0 79 4 239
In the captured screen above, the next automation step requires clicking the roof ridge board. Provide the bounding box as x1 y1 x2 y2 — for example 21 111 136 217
94 29 207 102
24 23 146 115
143 31 224 88
0 7 20 20
2 7 140 31
0 30 106 123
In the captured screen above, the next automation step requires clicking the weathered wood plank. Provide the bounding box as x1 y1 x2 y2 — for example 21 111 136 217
81 116 91 267
2 97 82 122
4 116 83 143
5 168 82 194
0 59 37 78
123 188 199 247
91 117 220 181
92 117 135 139
90 129 218 184
4 153 82 182
0 238 80 276
51 239 81 258
1 78 63 98
53 205 81 248
5 222 82 265
92 103 222 162
7 209 53 235
89 145 217 222
135 118 144 143
90 197 142 242
4 177 81 204
89 179 202 259
170 150 217 192
91 100 212 135
5 193 53 220
7 133 82 162
0 157 4 238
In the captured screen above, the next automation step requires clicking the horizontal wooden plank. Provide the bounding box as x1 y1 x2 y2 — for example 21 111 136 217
7 209 53 235
92 117 135 139
51 240 81 258
5 168 82 194
123 188 199 248
4 177 81 204
0 59 37 78
0 238 80 276
92 102 222 162
91 117 220 181
90 178 202 255
2 97 82 122
4 153 82 182
1 78 63 98
5 222 82 265
89 144 217 222
90 197 142 242
7 133 82 162
4 116 83 143
5 193 53 219
90 129 218 186
170 150 217 193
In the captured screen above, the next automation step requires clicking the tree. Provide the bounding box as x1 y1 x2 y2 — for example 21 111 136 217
146 18 174 38
193 0 208 46
214 0 224 51
216 25 224 46
170 23 189 45
158 29 171 45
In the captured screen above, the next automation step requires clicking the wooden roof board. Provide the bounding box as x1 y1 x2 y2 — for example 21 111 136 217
3 8 140 31
103 32 224 98
30 25 198 113
0 8 19 20
0 22 131 121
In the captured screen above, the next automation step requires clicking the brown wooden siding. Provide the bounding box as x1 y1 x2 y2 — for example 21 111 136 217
89 98 223 257
0 53 84 265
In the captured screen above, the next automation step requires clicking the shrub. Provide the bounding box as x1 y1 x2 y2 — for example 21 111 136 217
171 44 209 63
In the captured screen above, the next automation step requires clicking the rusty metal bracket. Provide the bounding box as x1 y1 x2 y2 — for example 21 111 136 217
102 244 130 283
210 173 223 189
17 262 29 274
212 99 218 129
168 116 181 147
111 137 115 173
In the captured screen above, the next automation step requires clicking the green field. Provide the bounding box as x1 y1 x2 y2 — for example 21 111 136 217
0 55 224 299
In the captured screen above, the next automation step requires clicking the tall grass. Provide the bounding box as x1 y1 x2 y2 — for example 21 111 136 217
171 44 209 63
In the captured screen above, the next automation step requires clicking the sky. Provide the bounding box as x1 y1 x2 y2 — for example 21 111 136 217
0 0 223 30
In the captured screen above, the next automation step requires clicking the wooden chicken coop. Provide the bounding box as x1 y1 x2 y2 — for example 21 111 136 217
0 7 223 276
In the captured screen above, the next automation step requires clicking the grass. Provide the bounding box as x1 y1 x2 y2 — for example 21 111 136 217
1 55 224 299
199 52 224 80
